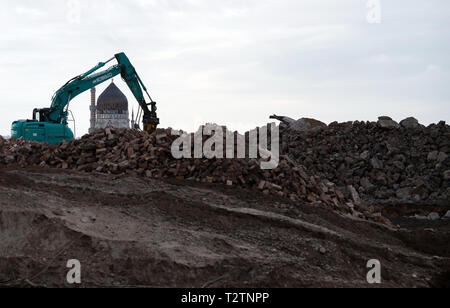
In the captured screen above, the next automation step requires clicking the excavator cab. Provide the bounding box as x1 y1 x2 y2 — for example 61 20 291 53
32 108 53 123
33 109 41 122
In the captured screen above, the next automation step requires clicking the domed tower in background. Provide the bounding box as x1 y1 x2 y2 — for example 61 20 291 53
89 80 130 132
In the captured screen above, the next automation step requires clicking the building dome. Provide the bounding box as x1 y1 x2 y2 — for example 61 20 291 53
97 81 128 113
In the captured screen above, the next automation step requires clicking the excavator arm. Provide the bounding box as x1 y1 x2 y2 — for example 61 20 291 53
115 53 159 132
45 52 159 132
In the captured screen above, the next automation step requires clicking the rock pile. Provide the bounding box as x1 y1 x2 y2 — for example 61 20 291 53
0 127 385 222
281 117 450 205
270 115 327 132
2 115 446 222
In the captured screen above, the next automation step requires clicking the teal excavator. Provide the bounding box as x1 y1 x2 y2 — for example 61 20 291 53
11 52 159 144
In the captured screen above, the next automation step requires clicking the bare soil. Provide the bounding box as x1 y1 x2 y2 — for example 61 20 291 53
0 167 448 288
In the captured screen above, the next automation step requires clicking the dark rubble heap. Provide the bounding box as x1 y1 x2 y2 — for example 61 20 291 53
281 117 450 205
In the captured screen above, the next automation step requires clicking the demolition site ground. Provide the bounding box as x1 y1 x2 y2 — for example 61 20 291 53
0 118 449 288
0 167 448 288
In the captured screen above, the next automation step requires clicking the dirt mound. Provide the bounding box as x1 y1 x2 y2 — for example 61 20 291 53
0 168 448 288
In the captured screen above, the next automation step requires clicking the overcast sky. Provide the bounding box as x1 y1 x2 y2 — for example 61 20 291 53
0 0 449 136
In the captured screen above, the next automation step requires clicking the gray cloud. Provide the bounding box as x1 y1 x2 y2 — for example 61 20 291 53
0 0 449 136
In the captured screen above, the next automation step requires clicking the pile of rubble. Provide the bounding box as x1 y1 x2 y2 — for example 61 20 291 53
3 115 445 222
0 126 386 222
280 117 450 205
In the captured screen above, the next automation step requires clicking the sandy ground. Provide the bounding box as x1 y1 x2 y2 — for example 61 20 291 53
0 167 448 288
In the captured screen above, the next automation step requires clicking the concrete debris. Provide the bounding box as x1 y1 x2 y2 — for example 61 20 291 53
370 157 384 170
414 214 428 220
270 115 327 132
0 126 376 221
360 151 370 160
281 119 449 204
437 152 448 163
378 116 400 129
428 212 440 221
347 185 361 205
400 117 421 129
444 210 450 219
